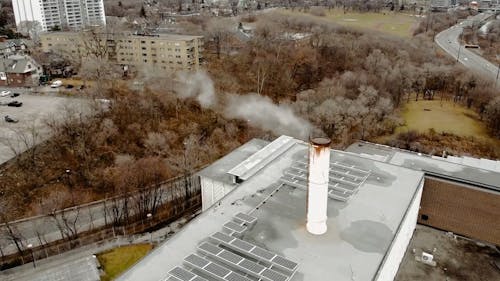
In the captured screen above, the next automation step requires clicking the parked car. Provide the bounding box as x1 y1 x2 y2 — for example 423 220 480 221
4 115 18 123
50 80 63 88
10 93 20 98
7 101 22 107
0 101 9 106
0 90 11 97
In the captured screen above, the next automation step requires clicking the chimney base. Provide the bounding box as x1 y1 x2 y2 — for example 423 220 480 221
307 221 327 235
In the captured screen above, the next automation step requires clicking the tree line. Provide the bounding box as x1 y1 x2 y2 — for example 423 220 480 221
204 11 498 144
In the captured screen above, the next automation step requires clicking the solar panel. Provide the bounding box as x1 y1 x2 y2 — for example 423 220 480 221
280 157 371 202
197 242 289 281
285 168 358 191
184 253 253 281
185 254 210 268
225 272 251 281
251 247 275 260
205 263 231 277
262 268 288 281
272 256 298 272
168 267 208 281
239 259 266 273
209 232 298 274
234 213 257 225
219 250 244 264
199 241 223 255
223 221 247 235
213 231 234 243
169 267 195 281
231 239 254 251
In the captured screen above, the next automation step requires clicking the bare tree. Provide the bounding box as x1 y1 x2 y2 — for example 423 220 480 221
206 19 232 59
17 20 42 43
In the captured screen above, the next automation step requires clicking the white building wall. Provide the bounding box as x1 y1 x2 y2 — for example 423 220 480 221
63 0 84 28
375 179 424 281
12 0 44 29
13 0 105 31
84 0 106 25
200 177 235 211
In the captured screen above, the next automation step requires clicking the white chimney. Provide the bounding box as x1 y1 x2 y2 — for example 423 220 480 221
307 137 331 235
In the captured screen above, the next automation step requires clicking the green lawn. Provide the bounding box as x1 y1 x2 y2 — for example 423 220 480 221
277 8 417 38
398 99 489 138
97 244 153 281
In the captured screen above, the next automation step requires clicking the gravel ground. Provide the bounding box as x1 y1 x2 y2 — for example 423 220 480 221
396 224 500 281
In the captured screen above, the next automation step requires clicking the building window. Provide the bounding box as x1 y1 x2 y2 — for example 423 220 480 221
420 214 428 221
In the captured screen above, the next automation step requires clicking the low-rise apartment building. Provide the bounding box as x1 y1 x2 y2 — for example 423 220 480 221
40 32 204 72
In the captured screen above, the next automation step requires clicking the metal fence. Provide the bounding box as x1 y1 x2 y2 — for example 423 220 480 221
0 174 201 270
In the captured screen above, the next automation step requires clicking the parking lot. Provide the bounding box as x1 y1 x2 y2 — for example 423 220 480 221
0 92 88 165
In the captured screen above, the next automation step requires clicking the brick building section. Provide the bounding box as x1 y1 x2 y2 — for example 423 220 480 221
0 72 32 87
418 177 500 245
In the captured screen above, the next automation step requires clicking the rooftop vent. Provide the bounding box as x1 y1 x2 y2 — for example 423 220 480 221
227 135 295 184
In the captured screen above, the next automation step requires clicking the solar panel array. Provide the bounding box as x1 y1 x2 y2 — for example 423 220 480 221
280 157 370 202
164 213 299 281
209 232 298 274
198 242 288 281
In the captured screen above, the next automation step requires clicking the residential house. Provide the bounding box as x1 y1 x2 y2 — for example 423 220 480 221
0 55 42 86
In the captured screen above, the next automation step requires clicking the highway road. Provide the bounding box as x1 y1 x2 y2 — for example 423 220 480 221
435 12 499 86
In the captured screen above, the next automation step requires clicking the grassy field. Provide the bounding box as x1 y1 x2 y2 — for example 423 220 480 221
277 8 418 38
97 244 153 281
398 99 489 138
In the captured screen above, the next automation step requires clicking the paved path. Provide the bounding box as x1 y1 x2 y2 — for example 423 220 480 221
435 12 499 86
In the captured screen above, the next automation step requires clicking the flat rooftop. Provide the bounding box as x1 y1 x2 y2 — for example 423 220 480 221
40 31 202 41
346 141 500 192
119 137 424 281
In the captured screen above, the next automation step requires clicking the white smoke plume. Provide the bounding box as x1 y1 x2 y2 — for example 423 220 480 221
175 72 314 140
176 71 216 108
225 94 312 140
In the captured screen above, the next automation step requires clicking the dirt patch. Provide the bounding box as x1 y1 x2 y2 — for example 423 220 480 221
396 225 500 281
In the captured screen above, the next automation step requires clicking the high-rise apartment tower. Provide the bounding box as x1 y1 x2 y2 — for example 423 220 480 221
12 0 106 32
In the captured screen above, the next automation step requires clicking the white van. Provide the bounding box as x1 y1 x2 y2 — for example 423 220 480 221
50 80 63 88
